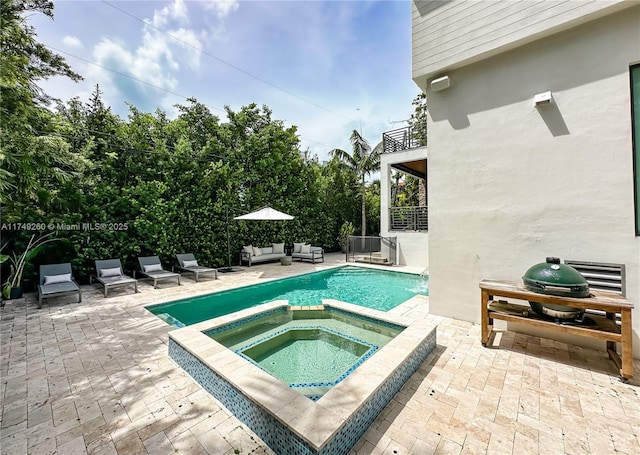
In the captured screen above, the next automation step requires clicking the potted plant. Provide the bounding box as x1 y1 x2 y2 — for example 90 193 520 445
337 221 355 253
1 232 57 300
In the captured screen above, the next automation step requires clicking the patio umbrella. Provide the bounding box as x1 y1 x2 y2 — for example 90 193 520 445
233 206 294 221
220 206 295 272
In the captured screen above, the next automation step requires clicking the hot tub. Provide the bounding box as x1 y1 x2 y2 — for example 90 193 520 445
168 300 437 455
208 306 404 400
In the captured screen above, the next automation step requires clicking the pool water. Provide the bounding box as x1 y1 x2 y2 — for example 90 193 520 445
243 329 371 385
148 266 429 326
208 307 405 399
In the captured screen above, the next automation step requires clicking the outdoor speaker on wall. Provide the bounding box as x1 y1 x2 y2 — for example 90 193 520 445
430 75 450 92
534 91 552 106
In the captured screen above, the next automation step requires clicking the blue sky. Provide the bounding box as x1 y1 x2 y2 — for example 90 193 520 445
31 0 419 161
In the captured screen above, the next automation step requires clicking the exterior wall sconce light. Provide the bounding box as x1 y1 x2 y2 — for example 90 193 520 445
430 75 451 92
534 90 552 107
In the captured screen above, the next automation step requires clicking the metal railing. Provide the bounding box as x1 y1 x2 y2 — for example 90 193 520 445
382 125 426 154
389 206 428 231
346 235 397 265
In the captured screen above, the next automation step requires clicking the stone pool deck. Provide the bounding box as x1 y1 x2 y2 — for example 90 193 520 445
1 253 639 454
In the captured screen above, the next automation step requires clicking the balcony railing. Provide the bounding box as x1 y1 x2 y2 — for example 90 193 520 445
382 125 426 154
389 206 428 231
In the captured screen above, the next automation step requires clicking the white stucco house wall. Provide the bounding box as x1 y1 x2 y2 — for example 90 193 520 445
382 0 640 357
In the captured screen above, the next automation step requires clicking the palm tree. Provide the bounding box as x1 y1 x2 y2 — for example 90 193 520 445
330 130 383 237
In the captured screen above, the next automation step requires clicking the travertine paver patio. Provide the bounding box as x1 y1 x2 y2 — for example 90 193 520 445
1 253 639 455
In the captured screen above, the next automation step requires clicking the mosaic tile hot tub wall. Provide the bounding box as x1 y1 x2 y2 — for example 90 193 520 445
168 327 437 455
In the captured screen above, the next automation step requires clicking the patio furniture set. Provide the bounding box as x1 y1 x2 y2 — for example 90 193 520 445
37 253 217 307
240 242 324 266
37 244 325 308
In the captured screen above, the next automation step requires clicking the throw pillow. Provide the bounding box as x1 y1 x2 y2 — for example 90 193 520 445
293 242 305 253
100 267 122 278
43 273 72 285
252 246 263 256
272 243 285 254
300 244 311 254
182 260 198 268
242 245 254 255
143 263 163 273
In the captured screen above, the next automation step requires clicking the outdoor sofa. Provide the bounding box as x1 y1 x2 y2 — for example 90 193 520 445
37 263 82 308
291 243 324 263
136 256 181 288
240 243 286 267
175 253 217 282
92 259 138 297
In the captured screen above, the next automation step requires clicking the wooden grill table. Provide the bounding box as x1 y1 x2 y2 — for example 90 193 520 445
480 279 634 380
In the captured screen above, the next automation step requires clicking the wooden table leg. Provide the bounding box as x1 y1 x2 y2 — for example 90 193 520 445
620 308 633 379
606 312 616 356
481 289 490 345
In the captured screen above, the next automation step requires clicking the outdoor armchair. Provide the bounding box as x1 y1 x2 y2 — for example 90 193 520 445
37 263 82 309
175 253 217 282
136 256 181 289
291 244 324 263
92 259 138 298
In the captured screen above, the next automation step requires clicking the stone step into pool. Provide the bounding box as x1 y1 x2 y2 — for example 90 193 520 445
168 300 437 455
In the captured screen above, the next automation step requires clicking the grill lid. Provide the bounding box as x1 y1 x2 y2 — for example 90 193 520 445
522 257 590 298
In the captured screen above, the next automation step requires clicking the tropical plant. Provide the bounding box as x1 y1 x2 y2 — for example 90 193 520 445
1 232 58 299
330 130 383 236
0 0 82 210
408 91 427 147
337 221 355 249
391 171 421 207
365 179 381 234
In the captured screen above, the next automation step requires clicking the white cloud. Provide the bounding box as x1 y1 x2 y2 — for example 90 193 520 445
87 38 175 115
88 0 213 108
152 0 188 27
62 35 83 49
164 27 203 70
204 0 240 19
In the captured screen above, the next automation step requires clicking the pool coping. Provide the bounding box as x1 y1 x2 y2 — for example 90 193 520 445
168 299 437 452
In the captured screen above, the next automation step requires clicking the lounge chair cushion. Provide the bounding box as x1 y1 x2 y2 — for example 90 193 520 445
43 273 72 285
143 264 163 273
100 267 122 277
300 244 311 254
272 243 285 254
242 245 254 255
293 242 305 253
182 259 198 268
252 246 263 256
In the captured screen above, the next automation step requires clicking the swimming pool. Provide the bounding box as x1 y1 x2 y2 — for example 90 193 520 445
148 266 429 326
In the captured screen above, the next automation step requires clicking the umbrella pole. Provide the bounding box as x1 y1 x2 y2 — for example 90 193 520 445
218 206 237 273
226 206 231 268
